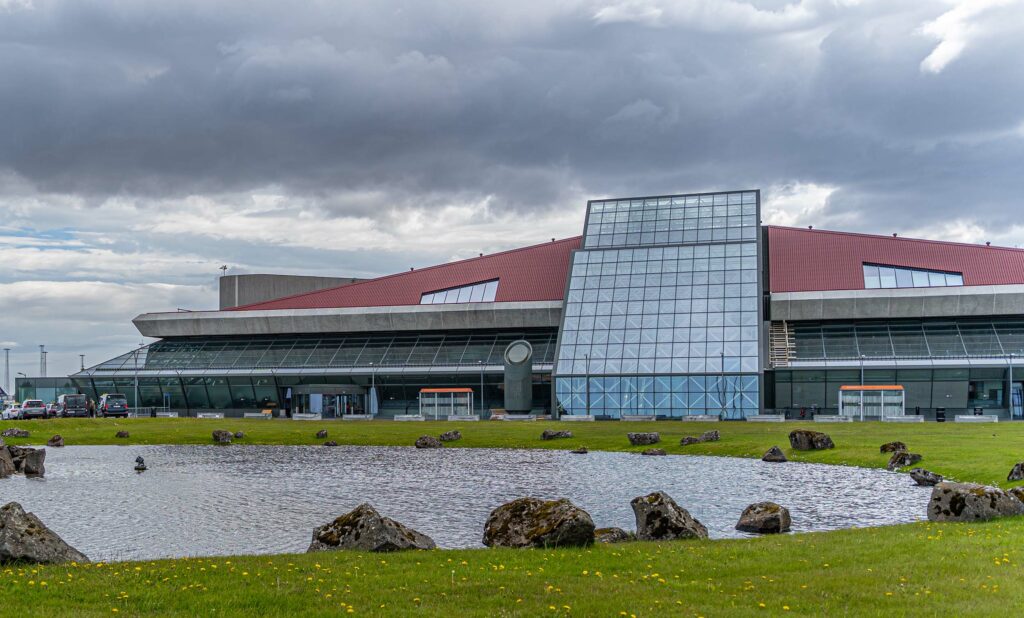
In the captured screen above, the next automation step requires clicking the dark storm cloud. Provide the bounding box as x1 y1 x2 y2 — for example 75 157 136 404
1 0 1023 226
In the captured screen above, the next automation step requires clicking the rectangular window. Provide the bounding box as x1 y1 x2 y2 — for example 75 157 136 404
864 263 963 289
421 279 500 305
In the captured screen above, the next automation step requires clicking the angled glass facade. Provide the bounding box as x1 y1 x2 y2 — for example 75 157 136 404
554 190 762 419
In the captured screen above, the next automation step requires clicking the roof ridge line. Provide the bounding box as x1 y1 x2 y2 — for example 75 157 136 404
229 235 583 311
766 225 1024 254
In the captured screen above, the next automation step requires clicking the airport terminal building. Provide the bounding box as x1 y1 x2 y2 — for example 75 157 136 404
72 189 1024 420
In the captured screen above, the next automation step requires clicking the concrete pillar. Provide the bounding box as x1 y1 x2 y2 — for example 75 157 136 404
503 340 533 413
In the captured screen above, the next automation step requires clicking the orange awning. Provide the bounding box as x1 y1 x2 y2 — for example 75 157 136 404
839 385 904 391
419 388 474 393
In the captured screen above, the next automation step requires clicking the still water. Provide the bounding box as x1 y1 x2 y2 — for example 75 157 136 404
0 445 928 561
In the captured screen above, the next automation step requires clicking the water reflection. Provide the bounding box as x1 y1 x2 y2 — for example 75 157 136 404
1 445 928 561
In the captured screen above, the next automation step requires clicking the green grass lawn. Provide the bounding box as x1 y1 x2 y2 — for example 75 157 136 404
3 416 1023 487
3 519 1022 617
3 417 1024 616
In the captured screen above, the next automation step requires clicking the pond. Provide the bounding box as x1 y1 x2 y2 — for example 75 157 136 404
1 445 929 561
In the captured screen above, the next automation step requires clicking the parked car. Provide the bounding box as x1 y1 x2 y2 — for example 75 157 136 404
1 402 21 420
98 393 130 418
57 393 89 418
45 403 60 417
20 399 47 419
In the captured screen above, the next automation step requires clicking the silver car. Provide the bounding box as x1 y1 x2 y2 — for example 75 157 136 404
20 399 47 419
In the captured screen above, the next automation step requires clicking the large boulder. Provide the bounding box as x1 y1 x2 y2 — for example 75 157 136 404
736 502 791 534
909 468 943 486
439 430 462 442
0 448 14 479
928 482 1024 522
482 497 595 548
880 441 907 453
887 451 922 471
788 429 834 451
46 435 64 448
762 446 788 463
323 441 339 447
628 432 660 446
0 502 89 564
541 429 573 440
316 429 328 439
415 435 443 449
212 430 233 444
594 527 636 544
631 491 708 541
700 430 720 442
115 431 129 439
1008 463 1024 482
23 449 45 478
307 503 435 553
570 447 588 455
1 428 29 438
641 448 667 456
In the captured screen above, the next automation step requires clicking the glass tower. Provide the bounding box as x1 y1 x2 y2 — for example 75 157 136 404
553 190 762 419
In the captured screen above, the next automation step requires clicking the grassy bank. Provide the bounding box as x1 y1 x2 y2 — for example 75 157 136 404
2 417 1023 487
2 519 1022 616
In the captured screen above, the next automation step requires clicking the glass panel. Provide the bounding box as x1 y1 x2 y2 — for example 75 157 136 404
863 265 880 289
912 270 929 287
960 323 1003 356
878 267 897 288
822 325 858 358
928 272 946 286
469 284 485 302
889 323 930 357
483 280 499 301
946 273 964 286
895 268 913 288
856 325 894 357
456 286 472 303
923 323 966 357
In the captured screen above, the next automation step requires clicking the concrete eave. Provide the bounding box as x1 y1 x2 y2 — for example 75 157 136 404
133 301 564 338
770 284 1024 321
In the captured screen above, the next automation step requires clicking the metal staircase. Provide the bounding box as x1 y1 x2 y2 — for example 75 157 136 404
769 321 795 368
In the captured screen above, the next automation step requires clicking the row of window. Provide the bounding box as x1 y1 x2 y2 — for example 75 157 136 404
863 264 963 289
585 227 757 248
589 191 758 213
420 280 499 304
587 214 758 234
790 320 1024 359
85 331 557 373
555 374 759 418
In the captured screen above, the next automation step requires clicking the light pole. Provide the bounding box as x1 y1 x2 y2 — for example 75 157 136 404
79 354 85 372
478 359 484 415
3 348 9 397
860 354 866 421
1010 353 1016 419
583 353 590 416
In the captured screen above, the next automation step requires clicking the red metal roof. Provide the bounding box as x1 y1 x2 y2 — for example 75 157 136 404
231 236 581 310
768 226 1024 293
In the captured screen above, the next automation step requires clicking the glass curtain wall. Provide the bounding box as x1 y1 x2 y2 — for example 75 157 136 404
554 190 761 419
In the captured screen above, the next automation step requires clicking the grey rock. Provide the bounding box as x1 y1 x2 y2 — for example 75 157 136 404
307 503 435 553
323 440 339 447
880 441 907 453
909 468 943 486
0 448 14 479
628 432 660 446
680 436 702 446
483 497 595 548
641 448 667 456
736 502 791 534
6 446 38 474
233 431 244 439
212 430 233 444
415 435 443 449
439 430 462 442
1 428 29 438
928 482 1024 522
762 446 788 463
1010 487 1024 503
541 429 573 440
0 502 89 564
594 527 636 544
23 449 45 478
115 431 129 438
788 429 834 451
46 435 64 448
570 447 588 454
700 430 720 442
134 456 147 472
316 430 328 439
887 451 922 470
1008 462 1024 482
631 491 708 541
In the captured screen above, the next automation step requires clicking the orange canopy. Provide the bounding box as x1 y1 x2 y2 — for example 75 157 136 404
839 385 904 391
420 388 474 393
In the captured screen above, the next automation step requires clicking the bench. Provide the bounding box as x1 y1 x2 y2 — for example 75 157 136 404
155 411 179 418
243 409 274 419
341 414 373 421
882 415 925 423
448 414 480 421
620 414 657 421
196 412 224 419
681 414 721 422
292 412 322 421
955 414 999 423
501 414 537 421
560 415 595 422
394 414 426 421
747 414 785 423
813 415 853 423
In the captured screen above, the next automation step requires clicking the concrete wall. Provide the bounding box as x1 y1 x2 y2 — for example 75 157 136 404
219 274 364 309
771 284 1024 321
134 301 564 338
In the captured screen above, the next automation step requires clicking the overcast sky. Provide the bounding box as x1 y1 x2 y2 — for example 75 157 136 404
1 0 1023 381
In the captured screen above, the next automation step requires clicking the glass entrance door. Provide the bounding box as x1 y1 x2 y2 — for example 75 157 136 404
1012 384 1022 419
